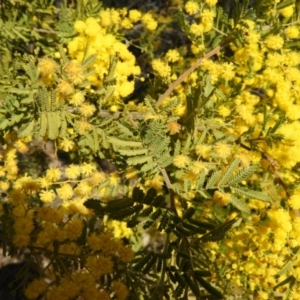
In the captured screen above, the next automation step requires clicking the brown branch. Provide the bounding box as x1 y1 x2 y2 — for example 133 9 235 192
156 45 223 108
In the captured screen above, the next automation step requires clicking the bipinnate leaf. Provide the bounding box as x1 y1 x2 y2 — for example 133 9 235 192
229 195 250 214
195 276 223 299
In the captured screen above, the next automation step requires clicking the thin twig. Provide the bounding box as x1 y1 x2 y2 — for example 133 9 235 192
159 167 178 216
156 45 223 108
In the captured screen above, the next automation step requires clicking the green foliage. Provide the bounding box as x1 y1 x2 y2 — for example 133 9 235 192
85 187 244 298
1 0 300 299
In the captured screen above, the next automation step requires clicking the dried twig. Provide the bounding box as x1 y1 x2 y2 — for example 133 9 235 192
155 45 223 108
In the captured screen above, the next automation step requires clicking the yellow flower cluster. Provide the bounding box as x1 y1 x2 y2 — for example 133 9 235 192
4 1 300 299
185 1 216 34
67 8 157 109
0 143 133 298
183 12 300 295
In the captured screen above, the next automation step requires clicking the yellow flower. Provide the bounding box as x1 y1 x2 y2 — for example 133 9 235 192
218 105 231 117
59 138 74 152
129 9 142 22
13 234 31 247
220 62 235 80
265 35 284 50
56 183 73 201
0 181 9 191
173 155 190 168
99 10 112 27
57 277 81 299
279 5 294 18
65 164 81 179
200 9 215 32
8 190 26 204
142 13 158 31
15 176 41 194
191 43 205 54
121 18 133 29
79 103 96 117
75 181 92 196
46 167 61 182
63 197 90 215
85 18 102 37
58 242 80 255
38 57 57 77
190 23 204 36
81 163 96 176
145 175 164 191
69 91 85 106
82 286 110 300
86 255 113 277
12 205 27 217
13 216 34 235
205 0 217 6
64 60 85 85
201 9 215 22
90 171 106 184
108 172 120 186
74 20 86 33
64 218 83 240
167 121 181 135
190 161 207 174
36 206 63 223
195 144 212 159
285 26 299 39
213 191 230 206
124 167 138 180
214 143 232 159
289 187 300 209
24 278 48 300
77 121 92 134
119 81 134 97
152 59 171 78
87 232 117 252
185 1 199 14
118 245 134 263
107 10 119 25
107 220 133 239
40 190 56 203
57 79 74 96
110 105 119 112
15 140 29 154
166 49 180 62
257 291 270 300
113 281 129 300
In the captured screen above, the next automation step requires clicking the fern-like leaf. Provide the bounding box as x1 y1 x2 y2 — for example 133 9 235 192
144 95 158 114
206 170 222 189
109 137 143 148
39 112 47 137
195 276 223 298
127 155 153 166
229 195 250 213
174 139 181 156
118 148 148 156
278 260 294 277
227 164 258 186
196 170 206 190
82 54 98 69
47 112 60 140
230 187 271 202
200 217 238 242
218 158 240 187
